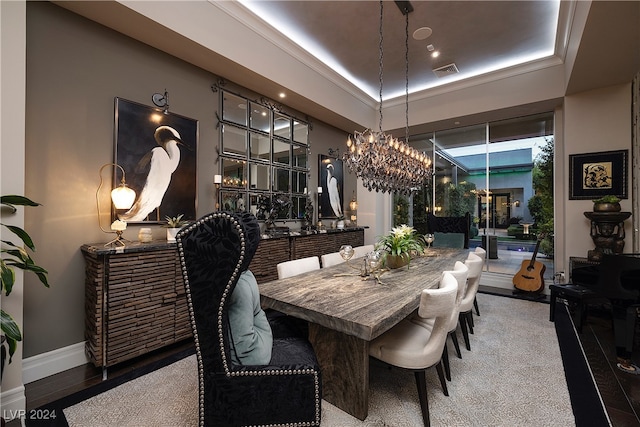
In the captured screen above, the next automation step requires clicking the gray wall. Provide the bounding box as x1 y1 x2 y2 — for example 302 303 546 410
23 2 352 357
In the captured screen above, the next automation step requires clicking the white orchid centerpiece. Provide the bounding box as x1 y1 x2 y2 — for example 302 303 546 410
375 224 425 266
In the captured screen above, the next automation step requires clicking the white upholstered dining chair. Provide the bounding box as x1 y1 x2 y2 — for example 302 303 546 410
320 251 345 268
458 252 483 351
410 261 469 382
472 246 486 315
369 272 458 427
277 256 320 279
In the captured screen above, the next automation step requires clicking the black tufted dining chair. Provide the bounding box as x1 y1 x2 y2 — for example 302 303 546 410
176 211 321 427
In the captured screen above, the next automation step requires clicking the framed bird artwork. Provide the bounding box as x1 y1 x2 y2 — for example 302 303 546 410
319 154 344 219
114 97 198 224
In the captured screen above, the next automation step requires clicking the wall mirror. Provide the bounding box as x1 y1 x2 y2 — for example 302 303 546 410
218 90 310 220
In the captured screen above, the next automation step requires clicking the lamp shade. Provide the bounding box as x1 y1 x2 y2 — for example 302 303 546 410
111 184 136 209
349 198 358 211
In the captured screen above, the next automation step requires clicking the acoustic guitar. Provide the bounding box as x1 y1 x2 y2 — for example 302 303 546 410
512 234 546 293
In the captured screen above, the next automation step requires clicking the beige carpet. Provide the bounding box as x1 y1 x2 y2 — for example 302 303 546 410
64 294 574 426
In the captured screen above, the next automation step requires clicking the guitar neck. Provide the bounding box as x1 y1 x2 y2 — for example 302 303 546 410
528 237 543 267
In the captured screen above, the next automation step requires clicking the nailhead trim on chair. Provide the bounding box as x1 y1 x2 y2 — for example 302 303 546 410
177 212 321 427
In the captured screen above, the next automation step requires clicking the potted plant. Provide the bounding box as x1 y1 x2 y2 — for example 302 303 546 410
375 224 425 269
163 214 189 242
1 195 49 381
592 195 621 212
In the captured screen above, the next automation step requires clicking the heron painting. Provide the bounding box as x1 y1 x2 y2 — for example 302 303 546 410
319 155 344 218
114 98 197 223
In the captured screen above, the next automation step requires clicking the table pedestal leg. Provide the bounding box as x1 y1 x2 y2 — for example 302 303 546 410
308 323 369 420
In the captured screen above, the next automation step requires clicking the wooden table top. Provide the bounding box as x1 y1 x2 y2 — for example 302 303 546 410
259 248 469 341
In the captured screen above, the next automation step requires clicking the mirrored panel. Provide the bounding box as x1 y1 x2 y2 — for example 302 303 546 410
221 158 246 189
272 193 291 219
221 191 247 213
250 193 268 219
249 163 270 191
292 170 307 194
222 124 247 156
250 102 270 132
250 132 270 161
273 139 290 165
273 167 290 192
222 92 247 126
293 120 308 144
293 196 308 219
273 113 291 139
292 144 308 168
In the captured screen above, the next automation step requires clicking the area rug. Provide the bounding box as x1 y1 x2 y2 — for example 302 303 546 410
51 294 575 426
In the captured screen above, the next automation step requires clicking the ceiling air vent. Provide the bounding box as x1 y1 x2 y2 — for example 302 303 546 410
433 63 459 78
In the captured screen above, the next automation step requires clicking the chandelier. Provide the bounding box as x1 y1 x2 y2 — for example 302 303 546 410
343 0 431 195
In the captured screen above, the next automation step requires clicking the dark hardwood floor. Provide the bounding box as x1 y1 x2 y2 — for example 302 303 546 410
6 287 640 426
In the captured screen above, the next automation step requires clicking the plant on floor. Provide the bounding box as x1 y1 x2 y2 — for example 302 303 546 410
1 195 49 381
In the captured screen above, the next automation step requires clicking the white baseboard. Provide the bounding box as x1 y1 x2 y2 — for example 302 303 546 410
1 384 25 421
22 341 89 384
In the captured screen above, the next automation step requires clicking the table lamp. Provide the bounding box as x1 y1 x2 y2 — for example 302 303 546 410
96 163 136 246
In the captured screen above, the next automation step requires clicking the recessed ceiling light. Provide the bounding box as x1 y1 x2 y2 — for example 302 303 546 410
279 92 286 98
412 26 433 41
431 51 440 58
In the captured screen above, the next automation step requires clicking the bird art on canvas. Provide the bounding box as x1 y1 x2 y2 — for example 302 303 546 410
119 125 186 222
326 163 343 218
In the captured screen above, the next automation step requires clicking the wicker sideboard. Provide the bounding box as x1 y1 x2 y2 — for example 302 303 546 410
82 227 365 371
81 242 190 372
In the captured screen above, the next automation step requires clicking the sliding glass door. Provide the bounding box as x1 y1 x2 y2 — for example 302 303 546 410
398 112 555 280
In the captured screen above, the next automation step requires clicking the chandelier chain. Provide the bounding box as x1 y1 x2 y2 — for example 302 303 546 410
404 10 409 144
378 0 384 133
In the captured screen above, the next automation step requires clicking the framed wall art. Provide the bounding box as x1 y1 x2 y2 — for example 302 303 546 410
569 149 627 200
318 154 344 218
114 97 198 223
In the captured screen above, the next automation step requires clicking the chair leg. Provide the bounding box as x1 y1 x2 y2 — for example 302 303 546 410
414 370 431 427
459 313 471 351
449 330 462 359
435 361 449 397
474 297 480 316
442 343 451 382
467 311 475 334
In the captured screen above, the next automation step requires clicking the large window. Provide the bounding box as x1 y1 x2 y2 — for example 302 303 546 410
218 90 310 220
397 112 555 278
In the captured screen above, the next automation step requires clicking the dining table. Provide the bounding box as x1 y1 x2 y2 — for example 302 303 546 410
258 247 470 420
